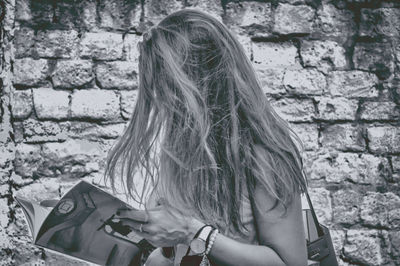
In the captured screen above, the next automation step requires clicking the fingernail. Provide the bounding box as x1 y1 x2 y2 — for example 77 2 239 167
111 218 119 223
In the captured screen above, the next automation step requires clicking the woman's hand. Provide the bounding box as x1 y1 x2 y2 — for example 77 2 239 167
114 205 205 247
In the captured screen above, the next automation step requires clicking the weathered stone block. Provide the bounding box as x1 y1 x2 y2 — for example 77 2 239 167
360 192 400 229
40 139 114 179
185 0 223 23
273 4 314 35
344 229 383 265
32 87 70 120
368 126 400 153
14 143 43 179
255 67 285 95
35 30 79 58
0 183 9 197
289 123 319 151
98 0 141 30
123 34 141 69
0 234 14 264
14 27 35 58
13 122 24 143
11 90 33 119
0 142 15 171
283 68 326 95
353 41 395 80
360 101 399 121
15 0 32 21
0 199 9 229
68 122 126 140
389 231 400 260
121 90 139 119
308 187 332 226
0 229 44 266
143 0 184 27
23 0 53 26
383 71 400 100
51 1 93 30
327 71 379 98
313 3 356 43
300 40 347 73
52 60 93 88
330 229 346 259
21 119 68 143
13 58 49 86
13 178 61 202
80 32 124 60
269 98 315 122
332 190 361 225
70 89 120 121
360 8 400 37
392 156 400 182
309 152 388 184
224 1 272 37
394 38 400 63
252 42 300 69
320 124 365 151
96 62 138 90
316 97 358 121
9 171 30 187
81 0 97 30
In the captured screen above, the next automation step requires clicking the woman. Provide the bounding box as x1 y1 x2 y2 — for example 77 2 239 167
104 9 308 266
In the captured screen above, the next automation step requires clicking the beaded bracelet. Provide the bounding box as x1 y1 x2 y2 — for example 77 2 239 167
205 228 219 255
200 228 219 266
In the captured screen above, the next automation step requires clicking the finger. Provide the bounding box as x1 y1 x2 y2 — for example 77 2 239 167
134 230 154 240
131 227 159 246
113 217 143 231
117 209 150 223
113 218 156 235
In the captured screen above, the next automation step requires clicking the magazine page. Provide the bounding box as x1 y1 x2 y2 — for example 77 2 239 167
14 196 52 242
34 180 149 266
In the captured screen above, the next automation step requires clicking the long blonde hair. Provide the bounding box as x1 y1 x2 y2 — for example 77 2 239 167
104 9 307 235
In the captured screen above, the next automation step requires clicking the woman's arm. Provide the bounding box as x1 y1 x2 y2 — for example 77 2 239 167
114 183 307 266
206 184 307 266
206 233 286 266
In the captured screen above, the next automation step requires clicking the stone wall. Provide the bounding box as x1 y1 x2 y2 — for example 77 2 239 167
0 0 399 265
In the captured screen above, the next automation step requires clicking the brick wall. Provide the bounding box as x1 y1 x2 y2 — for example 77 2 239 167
0 0 399 265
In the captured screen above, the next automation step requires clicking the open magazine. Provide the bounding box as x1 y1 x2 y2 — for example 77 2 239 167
15 180 154 266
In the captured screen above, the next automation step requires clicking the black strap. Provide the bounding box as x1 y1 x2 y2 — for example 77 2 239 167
303 189 324 237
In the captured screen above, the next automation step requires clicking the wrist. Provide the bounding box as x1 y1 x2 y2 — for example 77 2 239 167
184 218 206 245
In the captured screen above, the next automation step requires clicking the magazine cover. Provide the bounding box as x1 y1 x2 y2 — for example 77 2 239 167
15 180 154 266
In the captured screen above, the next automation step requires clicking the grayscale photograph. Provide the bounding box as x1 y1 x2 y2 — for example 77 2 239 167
0 0 399 265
